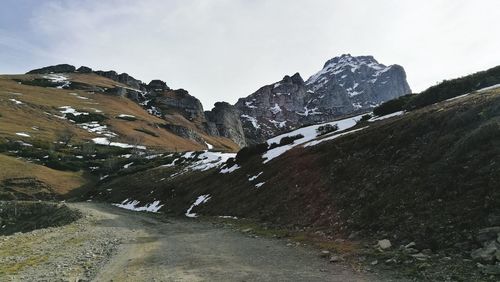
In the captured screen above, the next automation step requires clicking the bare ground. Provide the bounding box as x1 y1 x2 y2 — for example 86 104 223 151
0 202 388 281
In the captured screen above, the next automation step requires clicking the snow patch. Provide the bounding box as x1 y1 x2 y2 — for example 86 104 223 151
220 164 240 174
15 132 31 137
92 137 146 149
9 98 23 105
113 199 164 213
369 111 404 121
185 195 211 218
241 114 260 129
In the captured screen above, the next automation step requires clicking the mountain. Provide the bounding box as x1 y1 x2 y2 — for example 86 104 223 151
236 54 411 144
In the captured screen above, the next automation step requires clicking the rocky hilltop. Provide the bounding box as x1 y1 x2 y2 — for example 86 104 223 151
236 54 411 144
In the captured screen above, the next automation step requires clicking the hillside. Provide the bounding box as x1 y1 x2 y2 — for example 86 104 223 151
88 83 500 280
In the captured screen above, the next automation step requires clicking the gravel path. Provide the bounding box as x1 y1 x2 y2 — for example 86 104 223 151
0 202 380 281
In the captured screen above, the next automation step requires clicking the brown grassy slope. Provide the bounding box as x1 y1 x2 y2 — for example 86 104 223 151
0 154 86 195
0 74 238 151
92 89 500 253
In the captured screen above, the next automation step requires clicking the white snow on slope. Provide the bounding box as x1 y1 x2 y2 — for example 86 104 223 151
262 113 365 163
369 111 404 121
43 74 70 88
269 103 282 115
113 199 163 213
220 164 240 174
204 141 214 150
248 172 263 181
241 114 260 129
92 137 146 149
255 182 265 188
15 132 31 137
477 84 500 92
304 127 369 147
185 194 211 218
59 106 88 116
117 114 136 119
9 98 23 105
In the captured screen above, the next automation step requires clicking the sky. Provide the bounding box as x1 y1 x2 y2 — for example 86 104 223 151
2 0 500 109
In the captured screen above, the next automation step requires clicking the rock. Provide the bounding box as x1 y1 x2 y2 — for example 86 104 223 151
320 250 330 258
154 89 205 121
377 239 392 250
329 255 342 263
205 102 247 147
476 227 500 243
76 66 93 73
480 264 500 275
147 80 170 92
488 214 500 226
404 242 416 249
27 64 76 74
370 260 378 265
471 241 499 262
241 228 252 233
411 253 430 261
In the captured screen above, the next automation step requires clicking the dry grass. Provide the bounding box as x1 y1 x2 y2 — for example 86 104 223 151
0 74 238 151
0 154 87 195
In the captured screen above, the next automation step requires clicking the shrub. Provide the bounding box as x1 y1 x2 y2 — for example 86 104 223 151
235 143 269 164
65 112 107 123
269 134 304 149
316 124 338 136
134 128 159 137
373 94 414 116
359 114 372 122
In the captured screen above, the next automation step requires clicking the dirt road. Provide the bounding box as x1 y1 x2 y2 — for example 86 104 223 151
1 203 380 281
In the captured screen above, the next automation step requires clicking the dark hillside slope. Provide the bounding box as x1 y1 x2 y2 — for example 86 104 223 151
91 89 500 255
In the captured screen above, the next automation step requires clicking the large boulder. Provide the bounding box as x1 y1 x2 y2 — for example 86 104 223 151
205 102 247 147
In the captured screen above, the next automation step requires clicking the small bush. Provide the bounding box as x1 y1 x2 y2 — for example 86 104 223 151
316 124 338 136
66 112 107 123
359 114 372 122
236 143 269 164
134 128 159 137
373 94 414 116
269 134 304 149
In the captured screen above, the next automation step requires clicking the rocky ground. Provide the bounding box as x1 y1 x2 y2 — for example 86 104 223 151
0 202 390 281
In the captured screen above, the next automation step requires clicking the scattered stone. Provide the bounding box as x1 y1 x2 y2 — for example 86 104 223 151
480 264 500 275
488 214 500 226
329 255 342 263
476 227 500 243
411 253 430 261
471 241 499 262
241 228 252 233
370 260 378 265
320 250 330 258
377 239 392 250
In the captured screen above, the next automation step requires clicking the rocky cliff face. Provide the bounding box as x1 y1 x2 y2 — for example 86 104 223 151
204 102 247 147
236 54 411 144
235 73 309 144
305 54 411 114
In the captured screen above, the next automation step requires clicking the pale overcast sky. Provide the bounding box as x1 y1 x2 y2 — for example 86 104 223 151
2 0 500 108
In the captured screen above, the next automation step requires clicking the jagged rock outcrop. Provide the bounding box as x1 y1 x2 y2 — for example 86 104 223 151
94 70 145 90
26 64 76 74
205 102 247 147
76 66 93 73
235 73 308 144
305 54 411 114
153 89 205 121
236 54 411 144
147 80 170 92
